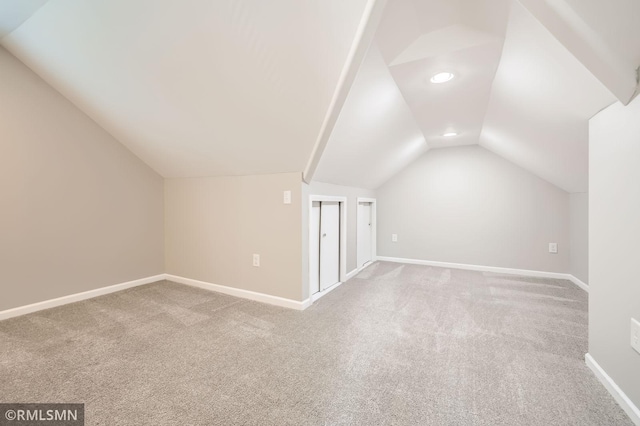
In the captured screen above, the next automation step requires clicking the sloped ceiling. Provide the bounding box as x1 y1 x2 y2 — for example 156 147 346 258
1 0 370 177
314 0 509 188
517 0 639 104
315 0 627 193
2 0 635 190
314 44 427 189
0 0 48 38
378 0 509 150
480 2 614 193
562 0 640 69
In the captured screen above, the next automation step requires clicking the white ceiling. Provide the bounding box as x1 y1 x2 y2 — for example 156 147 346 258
2 0 637 191
388 28 503 149
0 0 48 38
517 0 639 104
314 44 427 189
315 0 627 192
563 0 640 69
1 0 370 177
479 2 615 193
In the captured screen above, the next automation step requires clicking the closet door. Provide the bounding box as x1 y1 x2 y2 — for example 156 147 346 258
357 202 373 267
319 202 340 290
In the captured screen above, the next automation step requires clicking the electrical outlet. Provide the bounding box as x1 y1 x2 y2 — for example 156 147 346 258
392 234 398 243
283 190 291 204
252 254 260 267
549 243 558 254
631 318 640 355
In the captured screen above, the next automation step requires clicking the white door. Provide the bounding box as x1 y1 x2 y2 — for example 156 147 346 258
357 202 373 268
319 202 340 290
309 201 321 295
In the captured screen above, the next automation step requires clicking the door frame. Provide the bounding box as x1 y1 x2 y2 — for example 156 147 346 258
308 195 347 299
357 197 377 268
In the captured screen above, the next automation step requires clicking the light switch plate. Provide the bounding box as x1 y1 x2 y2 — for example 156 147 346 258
631 318 640 355
283 190 291 204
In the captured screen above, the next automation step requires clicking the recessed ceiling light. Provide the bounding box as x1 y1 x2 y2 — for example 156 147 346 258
443 132 458 137
430 72 455 84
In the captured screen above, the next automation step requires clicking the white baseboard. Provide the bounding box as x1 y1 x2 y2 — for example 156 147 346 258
0 259 587 320
586 353 640 425
310 262 376 304
311 280 343 302
0 274 165 321
1 273 312 321
165 274 310 311
568 275 589 292
346 260 375 281
376 256 589 292
346 269 359 281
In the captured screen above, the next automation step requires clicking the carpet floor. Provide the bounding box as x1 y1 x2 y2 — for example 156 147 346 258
0 262 633 425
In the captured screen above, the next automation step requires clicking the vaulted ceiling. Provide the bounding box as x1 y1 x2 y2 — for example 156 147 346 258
1 0 638 193
315 0 628 192
0 0 372 177
480 2 614 193
0 0 47 38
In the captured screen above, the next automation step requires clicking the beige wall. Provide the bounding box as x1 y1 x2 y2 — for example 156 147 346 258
165 173 303 301
589 98 640 408
307 181 376 274
376 146 570 273
569 192 589 284
0 47 164 311
301 182 311 300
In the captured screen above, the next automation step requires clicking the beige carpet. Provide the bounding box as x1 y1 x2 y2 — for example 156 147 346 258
0 262 633 425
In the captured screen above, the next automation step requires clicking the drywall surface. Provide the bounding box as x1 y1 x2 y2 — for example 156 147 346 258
570 192 589 284
589 98 640 409
308 181 376 274
2 0 370 178
377 145 570 273
0 47 164 311
165 173 303 301
301 182 311 301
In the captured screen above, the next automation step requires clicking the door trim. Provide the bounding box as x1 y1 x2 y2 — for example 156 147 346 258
357 197 377 267
308 195 347 299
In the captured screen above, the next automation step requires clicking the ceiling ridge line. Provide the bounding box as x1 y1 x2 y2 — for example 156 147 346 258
303 0 387 184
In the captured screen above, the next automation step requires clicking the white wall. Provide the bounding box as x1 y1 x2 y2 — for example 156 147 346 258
0 46 164 311
589 97 640 409
307 181 376 274
376 146 570 273
165 173 303 301
569 192 589 284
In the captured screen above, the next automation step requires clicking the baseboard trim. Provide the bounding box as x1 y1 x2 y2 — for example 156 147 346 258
568 275 589 292
585 353 640 425
311 280 343 302
300 298 313 310
376 256 589 292
0 274 165 321
310 262 376 305
0 273 312 320
346 260 374 281
346 269 359 281
165 274 309 311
